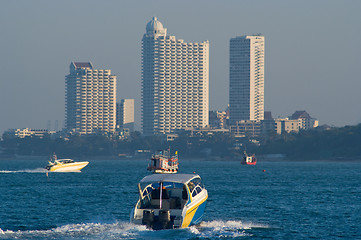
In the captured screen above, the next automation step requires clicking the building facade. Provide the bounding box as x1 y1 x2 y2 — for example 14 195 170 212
65 62 116 135
274 111 319 134
229 35 264 124
275 118 299 134
116 99 135 132
142 17 209 135
209 110 227 129
230 120 261 138
290 110 319 130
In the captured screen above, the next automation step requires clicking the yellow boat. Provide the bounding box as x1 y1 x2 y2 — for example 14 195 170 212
131 174 208 230
45 154 88 172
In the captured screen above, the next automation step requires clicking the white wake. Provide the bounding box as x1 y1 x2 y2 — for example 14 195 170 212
191 220 271 238
0 222 148 240
0 220 271 239
0 168 48 173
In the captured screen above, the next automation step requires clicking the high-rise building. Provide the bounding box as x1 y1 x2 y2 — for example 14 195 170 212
142 17 209 135
65 62 116 135
116 99 135 132
229 35 264 124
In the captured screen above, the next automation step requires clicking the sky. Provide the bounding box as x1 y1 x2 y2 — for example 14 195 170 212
1 0 361 135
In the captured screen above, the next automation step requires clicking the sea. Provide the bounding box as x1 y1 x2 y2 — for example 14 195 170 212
0 158 360 240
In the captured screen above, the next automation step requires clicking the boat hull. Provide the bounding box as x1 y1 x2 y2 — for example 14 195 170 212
241 161 257 165
48 162 89 172
181 194 208 228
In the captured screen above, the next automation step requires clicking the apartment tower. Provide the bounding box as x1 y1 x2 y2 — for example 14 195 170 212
116 99 135 132
229 35 264 123
65 62 116 134
142 17 209 135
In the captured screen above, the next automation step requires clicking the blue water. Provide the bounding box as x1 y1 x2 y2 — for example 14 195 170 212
0 159 360 239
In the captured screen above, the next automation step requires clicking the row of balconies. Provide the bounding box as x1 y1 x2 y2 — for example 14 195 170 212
79 99 114 102
79 120 115 123
156 87 204 90
75 88 115 91
156 114 204 117
79 89 114 92
156 61 204 65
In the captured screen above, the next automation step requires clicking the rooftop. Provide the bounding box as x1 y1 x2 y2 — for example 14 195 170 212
140 173 199 184
73 62 93 69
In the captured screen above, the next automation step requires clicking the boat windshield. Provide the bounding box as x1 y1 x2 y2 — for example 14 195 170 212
138 182 187 209
58 159 74 164
141 182 184 194
187 177 204 198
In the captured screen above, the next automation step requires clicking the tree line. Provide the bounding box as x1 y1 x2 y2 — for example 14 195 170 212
1 124 361 160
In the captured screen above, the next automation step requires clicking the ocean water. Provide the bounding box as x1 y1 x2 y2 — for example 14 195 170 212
0 158 360 239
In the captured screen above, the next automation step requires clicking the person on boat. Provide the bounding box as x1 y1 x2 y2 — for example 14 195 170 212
182 185 188 200
160 185 169 199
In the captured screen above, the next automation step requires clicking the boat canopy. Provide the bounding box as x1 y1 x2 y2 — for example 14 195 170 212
140 174 199 184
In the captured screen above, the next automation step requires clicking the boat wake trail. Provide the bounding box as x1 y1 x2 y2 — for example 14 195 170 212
0 222 148 240
0 168 47 173
0 220 271 240
193 220 271 238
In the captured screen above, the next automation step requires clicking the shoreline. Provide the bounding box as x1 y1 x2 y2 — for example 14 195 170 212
1 155 361 162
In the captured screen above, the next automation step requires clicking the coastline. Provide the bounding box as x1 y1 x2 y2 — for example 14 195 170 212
1 154 361 162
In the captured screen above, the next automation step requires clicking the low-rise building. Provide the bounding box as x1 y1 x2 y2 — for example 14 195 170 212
209 111 227 129
275 118 299 134
290 110 319 130
3 128 56 139
230 120 261 138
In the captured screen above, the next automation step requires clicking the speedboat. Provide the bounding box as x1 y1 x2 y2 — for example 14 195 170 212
131 173 208 230
45 154 89 172
147 150 179 174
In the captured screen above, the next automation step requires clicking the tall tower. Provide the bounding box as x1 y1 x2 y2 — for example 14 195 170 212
142 17 209 135
116 99 135 132
229 35 264 123
65 62 116 135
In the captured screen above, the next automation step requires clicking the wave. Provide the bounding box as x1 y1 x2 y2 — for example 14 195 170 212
0 220 270 239
201 219 270 229
0 168 48 173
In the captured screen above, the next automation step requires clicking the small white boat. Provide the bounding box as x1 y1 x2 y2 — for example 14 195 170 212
45 154 88 172
131 173 208 230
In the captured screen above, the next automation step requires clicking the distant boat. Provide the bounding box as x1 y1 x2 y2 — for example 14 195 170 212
45 153 89 172
147 150 179 174
241 151 257 165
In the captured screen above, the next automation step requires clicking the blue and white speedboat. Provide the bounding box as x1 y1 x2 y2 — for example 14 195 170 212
131 174 208 230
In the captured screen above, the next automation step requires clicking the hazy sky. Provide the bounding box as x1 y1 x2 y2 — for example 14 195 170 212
1 0 360 134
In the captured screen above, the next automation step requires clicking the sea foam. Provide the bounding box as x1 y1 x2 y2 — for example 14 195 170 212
0 168 48 173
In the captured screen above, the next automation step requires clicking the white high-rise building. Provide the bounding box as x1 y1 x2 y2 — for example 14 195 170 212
142 17 209 135
229 35 264 123
117 99 135 132
65 62 116 135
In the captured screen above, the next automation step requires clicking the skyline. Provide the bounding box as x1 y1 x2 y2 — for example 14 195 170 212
1 0 361 135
